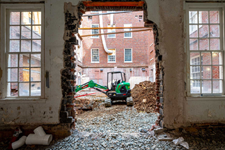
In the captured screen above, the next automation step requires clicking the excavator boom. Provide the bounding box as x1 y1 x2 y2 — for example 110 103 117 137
75 80 108 94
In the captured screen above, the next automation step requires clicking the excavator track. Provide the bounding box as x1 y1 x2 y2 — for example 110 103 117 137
105 98 112 107
126 97 134 106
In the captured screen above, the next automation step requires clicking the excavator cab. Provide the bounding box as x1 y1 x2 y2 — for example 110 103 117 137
105 71 133 107
107 71 126 91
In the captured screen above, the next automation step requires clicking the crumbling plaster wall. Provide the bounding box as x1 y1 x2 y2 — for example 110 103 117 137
0 0 224 129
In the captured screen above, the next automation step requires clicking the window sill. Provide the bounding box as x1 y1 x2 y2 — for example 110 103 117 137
0 98 46 103
187 96 225 101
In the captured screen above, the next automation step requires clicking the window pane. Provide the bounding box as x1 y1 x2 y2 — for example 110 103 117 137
189 25 198 37
8 68 18 82
199 39 209 50
10 12 20 25
212 52 222 65
19 54 30 67
190 66 201 79
213 80 222 93
210 39 220 50
190 39 198 50
10 26 20 39
199 11 208 23
31 82 41 96
210 25 220 37
31 68 41 81
125 49 132 61
32 26 41 38
210 11 219 23
92 25 99 37
213 66 223 79
31 54 41 67
125 32 131 37
190 52 200 65
19 68 29 82
202 52 211 65
19 83 29 96
32 12 41 24
21 12 31 25
189 11 197 23
199 25 209 38
21 40 31 52
202 80 211 93
190 80 200 93
9 40 20 52
92 49 99 62
202 66 211 79
8 54 18 67
21 26 31 39
32 40 41 52
8 83 18 97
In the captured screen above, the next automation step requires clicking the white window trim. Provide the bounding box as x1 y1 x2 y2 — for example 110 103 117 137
124 48 132 63
1 4 45 99
107 24 116 38
107 49 116 63
91 48 99 63
91 24 99 38
124 24 132 38
185 3 225 98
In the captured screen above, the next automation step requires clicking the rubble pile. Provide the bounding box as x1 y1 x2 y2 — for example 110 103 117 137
75 98 104 115
131 81 156 113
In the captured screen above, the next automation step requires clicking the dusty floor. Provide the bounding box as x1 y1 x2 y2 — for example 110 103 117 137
1 105 225 150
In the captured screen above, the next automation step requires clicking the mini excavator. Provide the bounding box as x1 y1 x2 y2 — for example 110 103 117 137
75 71 133 107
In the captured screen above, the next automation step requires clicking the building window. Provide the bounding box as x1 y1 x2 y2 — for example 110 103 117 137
108 49 116 63
91 49 99 63
124 24 132 38
92 24 99 38
6 9 43 97
107 24 116 38
124 49 132 62
188 7 223 95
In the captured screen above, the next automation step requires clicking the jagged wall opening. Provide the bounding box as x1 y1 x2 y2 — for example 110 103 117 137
62 0 164 131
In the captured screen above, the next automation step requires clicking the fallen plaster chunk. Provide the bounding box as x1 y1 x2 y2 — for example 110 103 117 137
173 137 184 145
157 133 173 141
173 137 189 149
154 127 165 134
180 141 189 149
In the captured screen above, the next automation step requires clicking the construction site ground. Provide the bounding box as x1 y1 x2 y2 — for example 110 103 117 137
2 82 225 149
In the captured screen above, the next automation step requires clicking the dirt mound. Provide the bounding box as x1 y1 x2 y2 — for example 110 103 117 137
131 81 156 113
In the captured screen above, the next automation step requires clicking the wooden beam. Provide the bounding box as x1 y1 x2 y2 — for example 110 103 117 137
83 1 145 7
80 29 151 37
79 27 152 30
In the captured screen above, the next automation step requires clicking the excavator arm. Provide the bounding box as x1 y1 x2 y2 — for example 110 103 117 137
75 80 108 94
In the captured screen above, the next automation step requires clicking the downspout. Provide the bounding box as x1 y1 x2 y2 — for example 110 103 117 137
99 11 113 54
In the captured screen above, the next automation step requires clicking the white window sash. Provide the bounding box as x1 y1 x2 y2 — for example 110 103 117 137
1 4 45 99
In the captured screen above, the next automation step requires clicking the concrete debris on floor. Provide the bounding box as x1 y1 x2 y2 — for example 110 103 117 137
131 81 156 113
1 105 225 149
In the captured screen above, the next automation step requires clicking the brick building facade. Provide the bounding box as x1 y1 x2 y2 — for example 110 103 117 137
77 11 155 88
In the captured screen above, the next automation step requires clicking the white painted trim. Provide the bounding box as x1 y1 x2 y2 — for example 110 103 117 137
91 48 100 63
0 4 45 100
107 24 116 38
185 3 225 97
107 49 116 63
124 48 133 63
124 24 132 38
